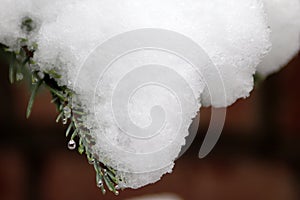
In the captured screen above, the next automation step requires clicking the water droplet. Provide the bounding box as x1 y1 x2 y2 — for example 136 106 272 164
115 185 120 190
65 113 71 119
63 106 71 118
97 180 103 188
32 76 39 84
88 159 95 165
37 71 45 79
16 73 23 81
64 106 71 113
68 139 76 150
114 191 119 195
102 189 106 195
62 118 68 125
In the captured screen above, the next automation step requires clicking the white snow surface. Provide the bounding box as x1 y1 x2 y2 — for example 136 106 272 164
0 0 272 189
258 0 300 76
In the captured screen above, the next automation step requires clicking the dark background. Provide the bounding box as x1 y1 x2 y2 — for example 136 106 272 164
0 49 299 200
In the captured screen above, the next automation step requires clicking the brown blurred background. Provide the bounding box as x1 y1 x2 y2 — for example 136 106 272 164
0 48 299 200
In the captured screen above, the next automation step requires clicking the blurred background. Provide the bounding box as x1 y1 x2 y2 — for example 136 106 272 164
0 48 299 200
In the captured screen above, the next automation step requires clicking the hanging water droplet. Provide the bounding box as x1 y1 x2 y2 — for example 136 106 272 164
102 189 106 195
16 73 23 81
37 71 45 79
62 117 68 125
114 191 119 196
64 106 71 113
115 185 120 190
88 159 95 165
32 75 39 84
66 113 72 119
68 139 76 150
103 169 108 176
97 179 103 188
63 106 71 118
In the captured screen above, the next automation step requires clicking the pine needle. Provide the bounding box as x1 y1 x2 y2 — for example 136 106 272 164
26 80 42 118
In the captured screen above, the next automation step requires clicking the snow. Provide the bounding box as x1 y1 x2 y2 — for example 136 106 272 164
257 0 300 76
0 0 272 189
33 0 271 107
0 0 31 47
